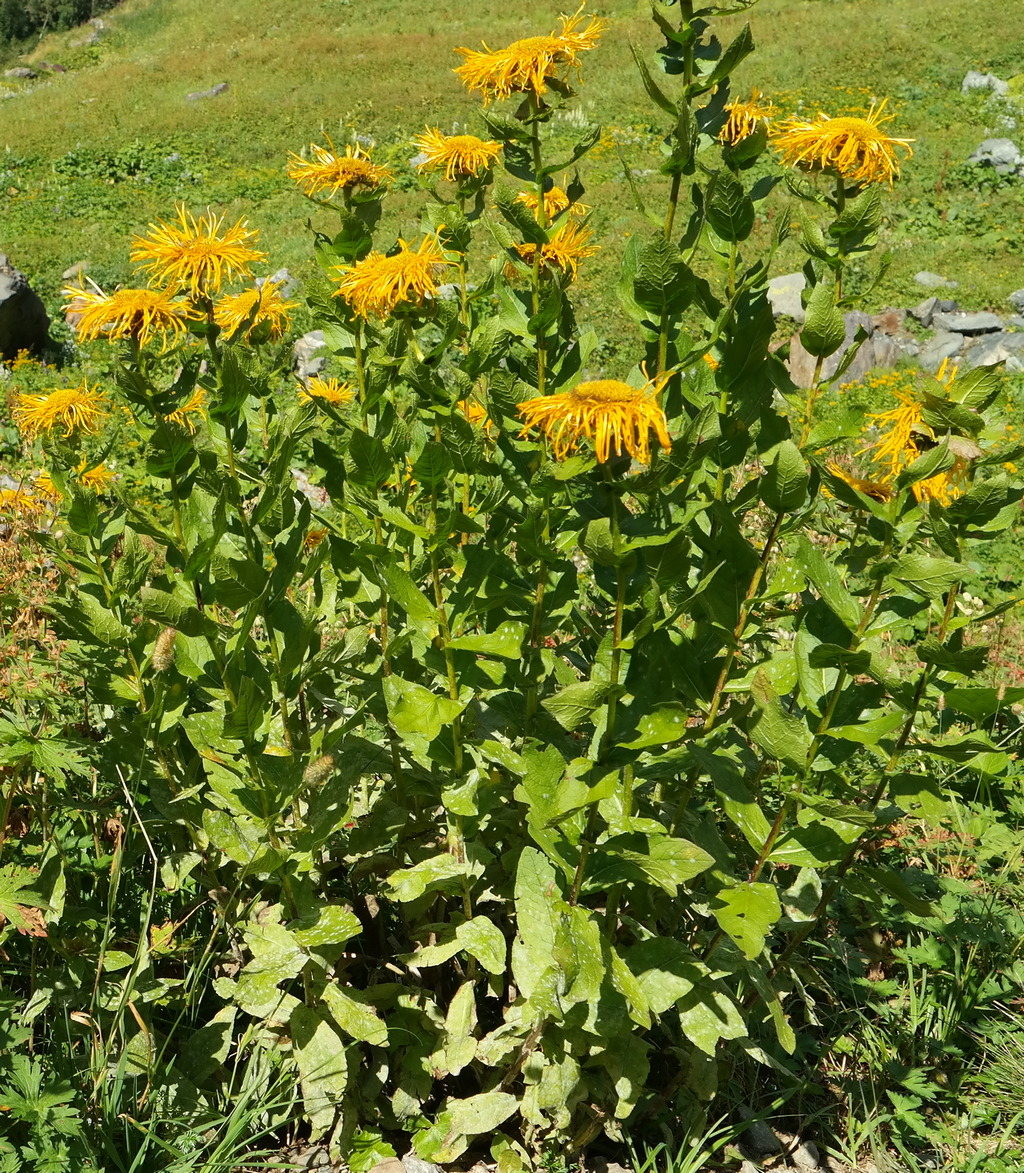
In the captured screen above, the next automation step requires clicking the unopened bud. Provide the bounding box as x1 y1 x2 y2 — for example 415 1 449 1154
152 627 177 672
302 753 336 788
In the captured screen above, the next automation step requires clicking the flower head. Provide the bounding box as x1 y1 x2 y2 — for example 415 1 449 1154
163 388 206 434
513 221 598 279
299 376 355 406
36 461 116 498
720 89 775 145
13 383 108 439
333 235 456 319
518 375 672 464
859 388 964 505
214 281 295 342
63 285 192 348
516 184 589 221
824 460 893 503
414 128 502 182
771 100 913 186
0 486 43 518
287 141 391 199
131 206 266 296
458 397 495 437
454 6 607 103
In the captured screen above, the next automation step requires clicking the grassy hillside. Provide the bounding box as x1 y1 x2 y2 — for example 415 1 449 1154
0 0 1021 334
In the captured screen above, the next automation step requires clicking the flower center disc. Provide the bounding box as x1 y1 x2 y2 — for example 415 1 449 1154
570 380 644 405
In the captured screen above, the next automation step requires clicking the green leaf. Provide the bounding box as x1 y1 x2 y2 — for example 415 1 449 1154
587 834 714 895
895 442 956 491
439 981 477 1077
629 42 677 115
706 172 755 242
889 553 962 598
348 429 392 488
749 671 812 768
541 680 609 731
383 677 467 743
412 441 452 487
291 1004 348 1130
387 854 478 903
513 848 562 1002
761 440 809 512
795 536 860 630
799 280 845 359
712 882 782 960
292 904 362 949
139 586 205 637
322 983 388 1046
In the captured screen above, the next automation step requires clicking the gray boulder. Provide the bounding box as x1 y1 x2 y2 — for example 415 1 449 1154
872 307 906 334
293 330 326 380
258 266 298 296
915 271 958 289
910 296 959 326
4 67 35 80
962 70 1009 97
918 330 964 372
787 311 889 388
963 332 1024 371
1009 289 1024 312
967 138 1022 174
0 256 50 359
1008 315 1024 330
932 310 1002 334
186 82 229 101
768 272 806 322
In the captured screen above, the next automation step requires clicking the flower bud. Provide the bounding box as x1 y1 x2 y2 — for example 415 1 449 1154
302 753 336 788
152 627 177 672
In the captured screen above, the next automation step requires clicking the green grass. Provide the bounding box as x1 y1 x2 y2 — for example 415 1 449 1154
0 0 1021 344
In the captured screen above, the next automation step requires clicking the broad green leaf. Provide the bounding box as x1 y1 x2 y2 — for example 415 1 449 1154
795 536 860 630
541 680 610 731
292 904 362 949
383 677 467 743
749 671 812 768
761 440 809 512
712 882 782 960
586 833 714 895
439 981 477 1076
513 848 562 1001
387 853 478 903
322 983 388 1047
799 280 845 359
889 553 962 598
291 1004 348 1130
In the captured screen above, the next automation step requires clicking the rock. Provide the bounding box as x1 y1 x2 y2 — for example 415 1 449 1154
61 260 89 281
186 81 229 101
967 137 1022 174
962 70 1009 97
740 1163 762 1173
401 1157 439 1173
918 330 964 372
369 1161 405 1173
1008 289 1024 312
963 331 1024 371
931 310 1002 334
4 67 35 80
293 330 326 380
739 1110 784 1157
915 271 959 290
37 62 67 73
0 255 50 359
768 272 806 322
69 19 105 47
872 307 906 334
909 296 958 326
791 1140 822 1170
1008 315 1024 330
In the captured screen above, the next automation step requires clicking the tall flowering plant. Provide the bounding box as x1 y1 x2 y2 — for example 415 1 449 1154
7 0 1024 1164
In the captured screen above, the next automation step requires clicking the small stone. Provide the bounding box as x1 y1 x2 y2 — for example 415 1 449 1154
910 296 939 326
740 1163 762 1173
791 1140 822 1170
186 81 229 101
1008 289 1024 312
918 330 964 372
967 137 1022 174
401 1157 439 1173
37 61 67 73
964 332 1024 370
4 67 36 79
962 70 1009 97
369 1161 405 1173
293 330 326 380
915 271 959 289
740 1113 783 1157
62 260 89 281
931 310 1002 335
767 272 806 322
258 266 297 296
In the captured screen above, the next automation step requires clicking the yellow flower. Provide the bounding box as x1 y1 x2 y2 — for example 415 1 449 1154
414 128 502 182
771 100 913 186
702 353 719 372
458 397 495 437
824 459 893 503
13 382 108 439
36 461 116 498
304 527 329 551
333 235 456 320
287 141 391 199
131 206 266 296
299 376 355 406
214 281 295 342
720 89 775 145
516 185 589 221
860 390 964 505
63 285 192 348
0 485 43 517
513 221 598 279
518 375 672 464
454 6 607 103
163 388 206 434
